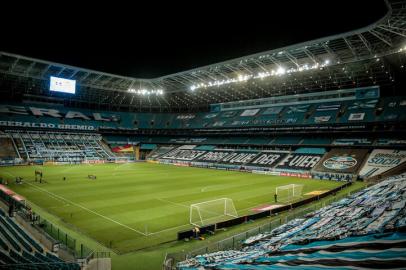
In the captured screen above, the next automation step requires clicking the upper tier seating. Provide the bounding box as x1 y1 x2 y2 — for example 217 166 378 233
338 99 379 123
376 97 406 122
1 96 406 130
178 173 406 269
307 102 341 124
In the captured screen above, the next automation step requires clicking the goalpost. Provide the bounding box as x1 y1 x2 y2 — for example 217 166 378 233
190 198 238 227
275 184 303 203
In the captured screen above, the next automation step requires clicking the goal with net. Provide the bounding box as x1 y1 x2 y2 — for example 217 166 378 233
275 184 304 203
190 198 238 227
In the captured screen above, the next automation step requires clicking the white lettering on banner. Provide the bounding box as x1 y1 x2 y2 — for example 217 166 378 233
251 154 282 165
0 121 94 130
162 150 205 161
0 105 119 122
93 113 110 121
228 153 257 163
30 107 62 118
348 112 365 121
240 109 260 117
314 116 331 123
58 124 95 130
199 152 230 162
221 153 257 164
65 111 91 120
359 149 406 178
176 114 195 120
278 154 321 168
0 105 28 115
221 153 238 162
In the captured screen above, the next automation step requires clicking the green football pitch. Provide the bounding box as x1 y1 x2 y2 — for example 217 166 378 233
0 163 342 253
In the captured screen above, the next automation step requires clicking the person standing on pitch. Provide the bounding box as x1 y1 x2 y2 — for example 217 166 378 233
193 226 200 239
274 193 278 203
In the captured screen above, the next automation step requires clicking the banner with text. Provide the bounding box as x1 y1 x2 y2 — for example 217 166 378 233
359 149 406 178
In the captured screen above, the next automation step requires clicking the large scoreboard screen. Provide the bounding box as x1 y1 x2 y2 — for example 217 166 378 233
50 76 76 94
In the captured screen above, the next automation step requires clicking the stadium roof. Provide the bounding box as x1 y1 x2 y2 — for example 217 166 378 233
1 0 406 112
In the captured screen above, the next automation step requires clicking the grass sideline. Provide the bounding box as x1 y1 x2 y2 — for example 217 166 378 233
0 163 355 269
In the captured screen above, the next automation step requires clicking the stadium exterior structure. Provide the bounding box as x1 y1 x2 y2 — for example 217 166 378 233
0 1 405 270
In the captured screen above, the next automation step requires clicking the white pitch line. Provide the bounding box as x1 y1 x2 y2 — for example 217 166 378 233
60 166 77 173
148 222 191 235
113 163 130 171
156 197 189 209
2 171 16 178
24 181 147 236
146 198 194 235
48 203 70 209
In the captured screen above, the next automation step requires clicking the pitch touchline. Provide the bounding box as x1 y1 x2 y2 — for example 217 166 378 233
156 197 189 208
24 181 147 236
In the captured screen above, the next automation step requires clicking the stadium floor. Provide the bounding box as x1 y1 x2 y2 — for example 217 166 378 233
0 163 342 253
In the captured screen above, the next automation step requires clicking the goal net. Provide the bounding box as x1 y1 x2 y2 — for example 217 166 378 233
275 184 303 203
190 198 238 227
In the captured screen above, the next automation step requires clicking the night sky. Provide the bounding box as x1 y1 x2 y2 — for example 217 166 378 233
0 0 387 78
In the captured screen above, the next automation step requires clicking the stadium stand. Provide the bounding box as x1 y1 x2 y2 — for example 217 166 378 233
245 151 289 169
0 207 80 270
376 139 406 147
178 173 406 269
332 138 374 146
149 145 329 177
270 137 302 146
4 130 115 163
376 97 406 122
147 146 175 159
274 153 323 172
1 2 406 268
312 149 369 181
300 137 333 146
339 99 379 123
0 134 18 159
359 149 406 179
1 95 406 131
307 102 341 124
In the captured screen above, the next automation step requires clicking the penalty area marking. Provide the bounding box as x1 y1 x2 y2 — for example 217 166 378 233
2 171 16 178
149 197 264 235
49 203 70 209
24 181 148 236
150 197 261 235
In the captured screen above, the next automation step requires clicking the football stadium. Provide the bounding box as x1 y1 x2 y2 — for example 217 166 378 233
1 1 406 270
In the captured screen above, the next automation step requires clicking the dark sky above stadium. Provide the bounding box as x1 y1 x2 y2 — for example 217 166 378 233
0 0 386 78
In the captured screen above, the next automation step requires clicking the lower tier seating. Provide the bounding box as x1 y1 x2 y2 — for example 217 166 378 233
178 173 406 269
6 130 115 163
0 208 80 270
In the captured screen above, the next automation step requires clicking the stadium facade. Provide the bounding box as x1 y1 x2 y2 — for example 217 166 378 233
0 0 406 269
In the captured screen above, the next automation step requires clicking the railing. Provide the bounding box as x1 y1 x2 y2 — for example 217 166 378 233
84 250 112 265
0 261 84 269
163 186 365 270
0 188 99 260
28 209 96 259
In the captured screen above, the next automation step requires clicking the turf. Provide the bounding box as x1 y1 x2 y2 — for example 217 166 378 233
0 163 342 253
